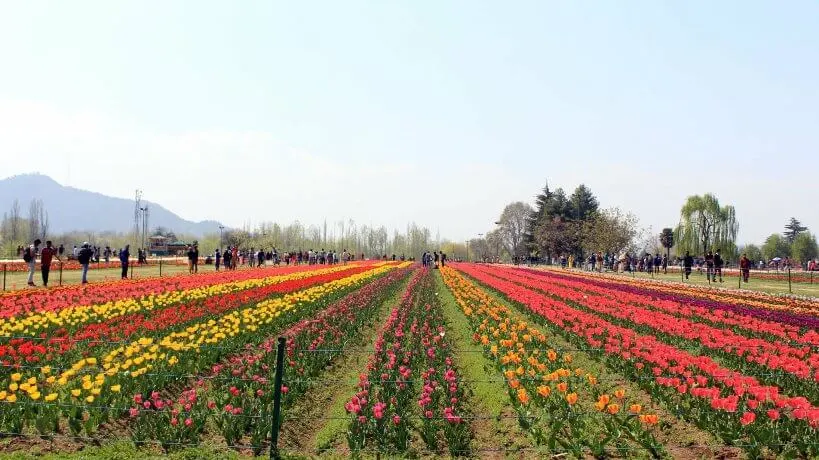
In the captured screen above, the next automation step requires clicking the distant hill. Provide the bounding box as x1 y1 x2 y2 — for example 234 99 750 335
0 173 222 236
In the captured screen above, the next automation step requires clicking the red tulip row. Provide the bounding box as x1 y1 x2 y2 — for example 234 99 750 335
2 260 124 273
127 266 413 452
0 264 399 437
0 259 200 273
0 262 352 318
536 267 819 320
457 264 819 458
440 266 664 457
480 266 819 390
521 268 819 347
346 269 469 454
0 265 374 372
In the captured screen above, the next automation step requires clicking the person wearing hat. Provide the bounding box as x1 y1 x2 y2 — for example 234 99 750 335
77 242 94 285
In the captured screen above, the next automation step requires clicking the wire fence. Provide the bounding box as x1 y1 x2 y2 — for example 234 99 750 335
0 258 283 291
0 340 816 458
520 261 819 293
1 264 817 458
3 431 816 457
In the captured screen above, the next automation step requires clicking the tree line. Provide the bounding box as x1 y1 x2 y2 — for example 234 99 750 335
473 183 642 263
479 185 818 267
0 199 50 257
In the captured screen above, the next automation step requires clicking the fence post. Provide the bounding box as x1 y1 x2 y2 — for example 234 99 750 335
2 264 5 291
159 258 163 277
270 336 286 460
788 268 792 293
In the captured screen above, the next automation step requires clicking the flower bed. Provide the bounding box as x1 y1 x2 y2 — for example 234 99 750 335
441 266 662 457
457 264 819 458
346 268 470 454
127 265 413 452
0 263 399 436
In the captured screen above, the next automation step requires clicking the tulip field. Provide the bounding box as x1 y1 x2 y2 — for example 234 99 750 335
0 261 817 458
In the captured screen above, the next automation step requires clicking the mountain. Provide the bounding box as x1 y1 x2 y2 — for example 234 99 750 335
0 173 222 237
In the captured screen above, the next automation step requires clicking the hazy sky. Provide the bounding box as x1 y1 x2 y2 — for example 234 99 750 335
1 0 817 244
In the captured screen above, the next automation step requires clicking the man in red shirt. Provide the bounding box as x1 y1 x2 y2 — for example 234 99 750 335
739 253 751 284
40 240 60 287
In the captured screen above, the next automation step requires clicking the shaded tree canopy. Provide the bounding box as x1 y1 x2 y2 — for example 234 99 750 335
660 228 674 254
570 184 599 221
791 232 818 263
784 217 808 244
497 201 534 258
582 208 638 257
527 182 607 259
674 194 738 257
762 233 791 261
739 244 763 263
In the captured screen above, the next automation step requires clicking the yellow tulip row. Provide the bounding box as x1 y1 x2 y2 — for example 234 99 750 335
1 263 401 407
0 264 358 338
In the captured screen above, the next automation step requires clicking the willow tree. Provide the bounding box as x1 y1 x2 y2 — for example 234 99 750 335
674 194 738 257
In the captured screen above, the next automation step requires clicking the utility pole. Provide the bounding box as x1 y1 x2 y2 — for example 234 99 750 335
134 190 142 251
139 205 149 254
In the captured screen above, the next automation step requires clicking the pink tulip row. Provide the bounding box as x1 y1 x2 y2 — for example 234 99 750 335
346 268 469 454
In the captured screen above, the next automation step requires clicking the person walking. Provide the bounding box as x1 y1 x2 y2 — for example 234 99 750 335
24 239 41 287
120 245 130 280
683 251 694 280
704 251 715 282
740 253 750 283
78 242 94 284
214 248 221 271
661 254 668 274
714 250 724 283
223 246 232 271
186 246 195 273
40 240 59 287
192 244 200 273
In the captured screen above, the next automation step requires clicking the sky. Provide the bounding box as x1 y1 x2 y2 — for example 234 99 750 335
0 0 817 245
